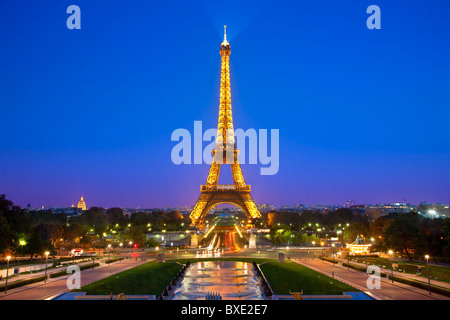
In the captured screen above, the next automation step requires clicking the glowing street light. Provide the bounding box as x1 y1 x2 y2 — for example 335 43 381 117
4 256 11 294
44 251 49 283
425 255 431 295
388 250 394 283
331 243 336 266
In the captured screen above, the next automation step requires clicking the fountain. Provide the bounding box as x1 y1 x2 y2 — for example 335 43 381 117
171 261 264 300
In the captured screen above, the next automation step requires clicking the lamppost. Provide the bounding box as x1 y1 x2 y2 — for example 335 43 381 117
347 248 350 270
19 240 26 258
44 251 49 283
108 244 111 265
321 242 325 259
336 230 342 246
4 256 11 294
365 246 368 272
331 243 335 266
388 250 394 283
425 255 431 295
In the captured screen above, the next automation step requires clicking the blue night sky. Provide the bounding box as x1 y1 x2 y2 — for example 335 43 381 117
1 0 450 209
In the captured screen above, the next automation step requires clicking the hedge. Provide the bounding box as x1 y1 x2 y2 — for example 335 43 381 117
388 274 450 297
50 263 100 278
320 256 339 264
0 262 101 292
104 257 124 265
0 275 46 291
342 263 387 277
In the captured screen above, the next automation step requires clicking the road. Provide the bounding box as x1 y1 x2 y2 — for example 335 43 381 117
293 258 450 300
0 257 148 300
334 256 450 290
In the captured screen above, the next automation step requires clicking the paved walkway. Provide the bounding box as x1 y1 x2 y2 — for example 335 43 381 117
0 258 149 300
1 259 104 284
336 257 450 290
293 259 450 300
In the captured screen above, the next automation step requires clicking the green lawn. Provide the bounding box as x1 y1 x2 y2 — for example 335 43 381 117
170 257 357 295
74 257 358 297
260 261 358 295
74 261 182 296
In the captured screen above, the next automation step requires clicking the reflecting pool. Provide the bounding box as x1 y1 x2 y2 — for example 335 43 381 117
171 260 264 300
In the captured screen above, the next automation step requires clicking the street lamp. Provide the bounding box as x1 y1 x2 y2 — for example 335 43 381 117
347 247 350 270
425 255 431 295
44 251 49 283
108 244 111 264
331 243 335 266
4 256 11 294
388 250 394 283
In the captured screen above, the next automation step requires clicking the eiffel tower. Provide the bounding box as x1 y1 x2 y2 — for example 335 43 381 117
189 26 262 228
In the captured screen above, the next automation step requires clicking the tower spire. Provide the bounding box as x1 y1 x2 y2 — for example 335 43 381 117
221 25 229 46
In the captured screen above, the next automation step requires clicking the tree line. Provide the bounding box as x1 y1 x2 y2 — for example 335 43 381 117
0 194 187 259
265 208 450 261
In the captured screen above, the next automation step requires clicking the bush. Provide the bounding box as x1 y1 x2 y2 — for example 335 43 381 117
0 275 46 291
388 274 450 297
104 257 124 264
50 263 100 278
342 263 387 277
320 257 338 264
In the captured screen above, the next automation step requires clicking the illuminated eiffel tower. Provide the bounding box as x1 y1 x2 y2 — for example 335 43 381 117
190 26 262 228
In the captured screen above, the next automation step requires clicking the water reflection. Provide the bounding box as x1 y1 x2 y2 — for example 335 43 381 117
171 261 264 300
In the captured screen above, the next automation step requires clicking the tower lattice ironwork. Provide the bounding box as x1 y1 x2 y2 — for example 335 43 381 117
189 26 262 228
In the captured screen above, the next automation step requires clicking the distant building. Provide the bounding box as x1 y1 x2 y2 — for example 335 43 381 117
312 204 340 214
375 203 417 215
418 202 450 218
351 203 417 221
257 204 275 212
77 196 87 211
343 200 355 208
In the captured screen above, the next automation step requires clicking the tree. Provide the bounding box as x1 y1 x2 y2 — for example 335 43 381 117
27 230 44 260
74 207 108 235
0 194 13 213
130 212 151 226
383 212 421 260
106 207 128 225
443 218 450 246
146 238 160 247
0 215 11 254
343 222 369 243
124 226 146 246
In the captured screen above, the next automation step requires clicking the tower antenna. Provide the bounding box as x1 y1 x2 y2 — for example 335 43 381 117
224 25 227 41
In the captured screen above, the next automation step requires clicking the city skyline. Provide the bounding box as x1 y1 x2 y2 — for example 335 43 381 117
1 0 450 209
15 194 448 212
